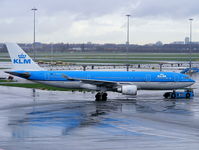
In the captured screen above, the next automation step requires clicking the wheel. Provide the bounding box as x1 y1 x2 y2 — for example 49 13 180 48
171 93 176 99
102 93 107 101
95 92 108 101
95 93 101 101
164 92 170 98
186 93 190 99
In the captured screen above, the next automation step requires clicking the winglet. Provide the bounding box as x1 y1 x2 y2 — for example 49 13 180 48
5 43 44 71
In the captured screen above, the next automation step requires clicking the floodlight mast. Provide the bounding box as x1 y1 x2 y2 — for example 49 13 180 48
189 18 193 69
31 8 38 61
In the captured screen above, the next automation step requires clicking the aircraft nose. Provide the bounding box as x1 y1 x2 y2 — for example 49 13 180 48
189 78 195 85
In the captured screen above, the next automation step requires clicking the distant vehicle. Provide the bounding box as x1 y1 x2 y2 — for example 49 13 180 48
163 89 194 99
5 43 195 101
181 68 199 74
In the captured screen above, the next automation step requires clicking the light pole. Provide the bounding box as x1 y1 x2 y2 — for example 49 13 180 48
189 18 193 69
51 43 54 70
126 14 131 45
126 14 131 71
31 7 37 61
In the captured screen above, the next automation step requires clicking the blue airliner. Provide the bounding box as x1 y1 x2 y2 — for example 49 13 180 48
5 43 195 101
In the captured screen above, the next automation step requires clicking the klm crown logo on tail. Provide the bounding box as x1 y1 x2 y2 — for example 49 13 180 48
6 43 43 70
13 53 31 64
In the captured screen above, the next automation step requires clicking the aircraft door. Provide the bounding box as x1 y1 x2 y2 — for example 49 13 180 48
45 72 51 80
87 73 91 79
146 74 151 82
45 72 61 80
174 75 179 82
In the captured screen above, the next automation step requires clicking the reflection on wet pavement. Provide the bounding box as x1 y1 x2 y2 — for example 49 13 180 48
0 77 199 149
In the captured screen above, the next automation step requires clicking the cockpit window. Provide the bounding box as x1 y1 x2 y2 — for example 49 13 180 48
184 76 190 79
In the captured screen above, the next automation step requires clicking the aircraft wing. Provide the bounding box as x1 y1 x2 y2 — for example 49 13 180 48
62 74 118 88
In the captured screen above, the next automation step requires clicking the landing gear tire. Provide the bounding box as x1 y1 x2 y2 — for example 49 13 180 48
95 92 108 101
95 93 101 101
163 92 170 98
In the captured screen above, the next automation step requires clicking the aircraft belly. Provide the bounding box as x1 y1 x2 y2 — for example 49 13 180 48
35 81 193 91
135 82 193 90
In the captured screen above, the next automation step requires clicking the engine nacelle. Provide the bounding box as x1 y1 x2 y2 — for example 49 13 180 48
117 85 137 95
80 83 98 90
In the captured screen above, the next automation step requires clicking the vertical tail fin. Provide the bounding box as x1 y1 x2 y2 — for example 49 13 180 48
6 43 44 71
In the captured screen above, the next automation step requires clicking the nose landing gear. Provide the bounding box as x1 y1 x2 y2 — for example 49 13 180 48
95 92 108 101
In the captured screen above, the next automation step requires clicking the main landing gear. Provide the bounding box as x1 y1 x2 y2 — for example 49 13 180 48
95 92 108 101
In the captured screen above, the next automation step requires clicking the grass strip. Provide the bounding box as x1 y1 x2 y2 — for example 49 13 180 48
0 83 85 91
0 80 16 82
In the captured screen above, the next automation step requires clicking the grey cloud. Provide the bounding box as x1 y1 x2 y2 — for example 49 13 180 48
1 0 198 43
38 0 138 19
134 0 199 19
1 0 199 20
0 0 139 20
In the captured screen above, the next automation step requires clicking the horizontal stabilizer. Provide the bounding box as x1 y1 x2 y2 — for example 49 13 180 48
5 71 30 79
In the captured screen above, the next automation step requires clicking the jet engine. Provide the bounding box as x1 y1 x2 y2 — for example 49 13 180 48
117 85 137 95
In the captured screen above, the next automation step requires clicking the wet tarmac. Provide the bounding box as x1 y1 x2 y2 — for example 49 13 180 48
0 75 199 150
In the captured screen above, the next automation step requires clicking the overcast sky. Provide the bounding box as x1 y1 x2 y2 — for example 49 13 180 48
1 0 199 44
